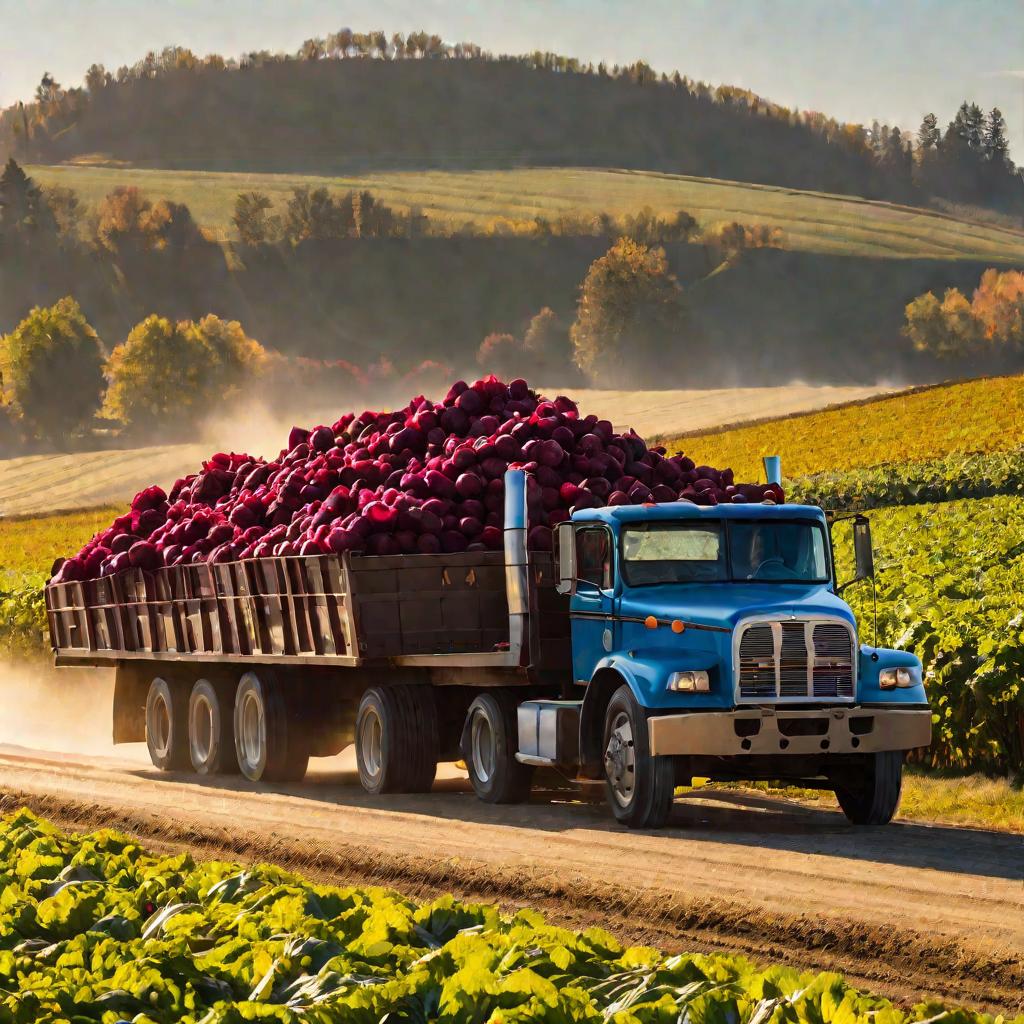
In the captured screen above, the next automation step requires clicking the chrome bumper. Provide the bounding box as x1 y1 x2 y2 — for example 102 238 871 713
647 706 932 757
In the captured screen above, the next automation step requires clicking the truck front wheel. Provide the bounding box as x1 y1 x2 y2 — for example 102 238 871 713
234 671 309 783
189 678 238 776
603 685 675 829
833 751 904 825
463 691 533 804
146 676 190 772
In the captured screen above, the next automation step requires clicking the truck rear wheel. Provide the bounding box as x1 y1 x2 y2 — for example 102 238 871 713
603 685 675 829
189 678 238 776
355 685 439 795
833 751 904 825
234 671 309 783
463 691 533 804
146 676 190 772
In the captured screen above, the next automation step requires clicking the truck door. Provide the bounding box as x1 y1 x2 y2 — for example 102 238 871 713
570 525 616 687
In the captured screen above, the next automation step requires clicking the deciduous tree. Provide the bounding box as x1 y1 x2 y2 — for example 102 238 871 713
1 297 105 443
570 238 685 385
106 314 265 438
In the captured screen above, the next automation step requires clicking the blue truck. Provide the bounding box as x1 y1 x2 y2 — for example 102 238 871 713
46 463 931 828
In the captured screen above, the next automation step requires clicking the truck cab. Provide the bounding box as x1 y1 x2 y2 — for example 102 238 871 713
530 497 931 828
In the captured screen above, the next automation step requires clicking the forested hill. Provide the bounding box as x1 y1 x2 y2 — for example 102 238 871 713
3 47 905 199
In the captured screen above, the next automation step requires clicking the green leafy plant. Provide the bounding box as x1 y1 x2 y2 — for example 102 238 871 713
0 810 1017 1024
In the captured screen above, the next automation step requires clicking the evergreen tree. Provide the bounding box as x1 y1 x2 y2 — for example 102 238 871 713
983 108 1010 165
0 158 54 241
965 102 985 150
916 113 940 150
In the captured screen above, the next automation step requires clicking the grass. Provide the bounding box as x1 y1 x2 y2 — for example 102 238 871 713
0 506 119 585
667 374 1024 479
28 163 1024 262
700 769 1024 834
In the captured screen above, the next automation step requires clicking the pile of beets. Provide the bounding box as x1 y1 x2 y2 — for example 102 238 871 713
52 376 784 583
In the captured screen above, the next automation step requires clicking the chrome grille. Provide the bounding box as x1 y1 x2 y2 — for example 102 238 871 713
737 619 856 701
812 623 855 698
779 622 809 696
738 625 775 697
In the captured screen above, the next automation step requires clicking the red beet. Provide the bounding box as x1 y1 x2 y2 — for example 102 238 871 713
57 375 780 578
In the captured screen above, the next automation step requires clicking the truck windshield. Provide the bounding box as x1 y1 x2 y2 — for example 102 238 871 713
621 521 830 586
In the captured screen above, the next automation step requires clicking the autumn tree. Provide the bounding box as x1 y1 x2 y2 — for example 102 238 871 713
105 314 265 438
476 332 522 377
233 191 280 245
523 306 576 379
570 238 685 385
903 270 1024 364
1 297 105 443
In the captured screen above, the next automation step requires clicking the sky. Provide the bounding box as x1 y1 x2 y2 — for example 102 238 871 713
1 0 1022 155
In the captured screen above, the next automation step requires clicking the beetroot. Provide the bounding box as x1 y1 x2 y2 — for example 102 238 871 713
55 375 782 579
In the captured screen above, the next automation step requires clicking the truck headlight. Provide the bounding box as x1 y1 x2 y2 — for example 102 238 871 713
879 667 914 689
667 670 710 693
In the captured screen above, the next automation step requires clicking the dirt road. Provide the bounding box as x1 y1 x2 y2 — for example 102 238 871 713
0 742 1020 1013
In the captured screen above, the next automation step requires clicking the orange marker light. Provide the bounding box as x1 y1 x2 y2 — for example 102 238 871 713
671 619 685 634
644 615 658 630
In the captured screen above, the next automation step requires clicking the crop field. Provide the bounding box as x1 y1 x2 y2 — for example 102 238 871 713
28 163 1024 261
0 383 897 517
0 808 1014 1024
671 374 1024 480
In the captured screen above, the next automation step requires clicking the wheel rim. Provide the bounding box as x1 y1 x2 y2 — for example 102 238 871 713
152 691 171 757
360 707 383 781
470 711 496 784
190 692 214 767
604 710 636 807
239 689 265 772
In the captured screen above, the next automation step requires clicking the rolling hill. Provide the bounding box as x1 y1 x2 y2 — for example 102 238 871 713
9 55 897 201
28 164 1024 261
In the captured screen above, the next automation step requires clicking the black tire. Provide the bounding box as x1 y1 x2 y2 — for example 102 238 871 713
355 685 439 795
233 671 309 783
188 678 239 776
602 684 675 829
834 751 904 825
146 676 190 772
397 685 440 793
462 690 533 804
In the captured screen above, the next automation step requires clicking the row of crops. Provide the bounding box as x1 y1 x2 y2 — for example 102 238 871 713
839 495 1024 775
0 809 1017 1024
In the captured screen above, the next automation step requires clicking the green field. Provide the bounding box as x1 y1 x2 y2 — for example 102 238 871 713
0 809 1014 1024
29 163 1024 260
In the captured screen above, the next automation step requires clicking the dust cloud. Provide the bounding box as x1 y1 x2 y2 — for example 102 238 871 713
0 659 144 760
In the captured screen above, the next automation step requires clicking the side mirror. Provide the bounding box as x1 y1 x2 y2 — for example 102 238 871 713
853 516 874 580
555 521 577 595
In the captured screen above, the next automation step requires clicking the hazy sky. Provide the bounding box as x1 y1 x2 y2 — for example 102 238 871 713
2 0 1023 153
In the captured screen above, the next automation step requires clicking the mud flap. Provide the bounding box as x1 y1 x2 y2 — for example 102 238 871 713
112 663 149 743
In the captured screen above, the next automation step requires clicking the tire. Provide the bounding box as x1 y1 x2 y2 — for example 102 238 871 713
188 678 239 776
834 751 904 825
233 671 309 783
463 691 533 804
355 685 439 795
602 685 675 829
146 676 190 772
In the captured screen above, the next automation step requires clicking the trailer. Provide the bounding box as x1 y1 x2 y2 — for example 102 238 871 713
46 468 932 827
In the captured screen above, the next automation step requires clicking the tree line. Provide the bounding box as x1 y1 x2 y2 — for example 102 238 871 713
7 32 1017 207
904 268 1024 370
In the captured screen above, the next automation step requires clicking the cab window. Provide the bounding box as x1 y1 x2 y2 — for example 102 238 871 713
576 527 612 590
